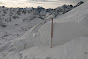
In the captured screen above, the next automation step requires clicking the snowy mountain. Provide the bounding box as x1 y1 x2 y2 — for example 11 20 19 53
0 1 86 59
0 4 74 41
0 1 83 42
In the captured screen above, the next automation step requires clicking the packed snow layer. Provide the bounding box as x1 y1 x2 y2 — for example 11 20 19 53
1 1 88 59
38 21 88 47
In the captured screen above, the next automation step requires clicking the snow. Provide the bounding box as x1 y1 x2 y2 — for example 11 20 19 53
0 1 88 59
3 37 88 59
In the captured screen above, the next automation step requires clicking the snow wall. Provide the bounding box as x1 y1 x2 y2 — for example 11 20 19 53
38 20 88 47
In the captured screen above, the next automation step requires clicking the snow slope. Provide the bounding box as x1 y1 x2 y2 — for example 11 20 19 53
38 1 88 47
0 5 74 54
0 1 88 59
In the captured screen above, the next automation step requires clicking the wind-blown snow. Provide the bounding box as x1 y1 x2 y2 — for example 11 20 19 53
0 1 88 59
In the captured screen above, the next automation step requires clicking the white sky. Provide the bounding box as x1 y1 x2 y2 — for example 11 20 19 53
0 0 87 8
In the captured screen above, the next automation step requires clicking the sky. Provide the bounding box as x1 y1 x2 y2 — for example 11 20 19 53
0 0 87 8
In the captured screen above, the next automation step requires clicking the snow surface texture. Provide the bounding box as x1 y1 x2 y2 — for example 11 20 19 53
0 3 75 54
0 1 88 59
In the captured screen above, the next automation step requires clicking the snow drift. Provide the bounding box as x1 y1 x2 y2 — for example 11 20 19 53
35 1 88 47
38 21 88 47
1 1 88 59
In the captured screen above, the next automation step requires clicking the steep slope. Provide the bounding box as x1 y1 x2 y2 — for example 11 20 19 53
38 1 88 47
